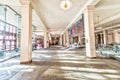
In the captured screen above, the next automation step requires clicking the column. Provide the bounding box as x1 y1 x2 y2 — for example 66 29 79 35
66 30 70 47
48 33 51 46
63 33 66 46
20 1 32 64
112 32 114 43
100 33 103 46
103 30 108 45
84 5 96 58
78 35 82 45
95 34 98 47
60 35 62 45
44 29 47 48
114 31 120 44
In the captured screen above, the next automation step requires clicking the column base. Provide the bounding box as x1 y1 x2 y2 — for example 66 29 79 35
86 56 96 59
20 60 32 64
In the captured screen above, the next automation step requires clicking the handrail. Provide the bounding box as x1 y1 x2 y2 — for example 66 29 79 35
0 19 18 28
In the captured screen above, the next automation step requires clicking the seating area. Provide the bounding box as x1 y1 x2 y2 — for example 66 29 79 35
99 44 120 61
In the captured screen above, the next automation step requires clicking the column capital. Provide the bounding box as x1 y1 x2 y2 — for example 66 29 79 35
19 0 30 5
19 0 33 8
87 5 94 11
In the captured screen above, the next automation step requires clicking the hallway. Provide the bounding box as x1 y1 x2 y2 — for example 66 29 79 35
0 46 120 80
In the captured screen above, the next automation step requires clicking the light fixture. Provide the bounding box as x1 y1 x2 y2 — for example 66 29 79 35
96 16 102 30
60 0 72 10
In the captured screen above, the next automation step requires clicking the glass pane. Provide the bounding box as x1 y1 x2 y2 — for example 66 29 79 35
0 35 3 39
0 41 3 46
5 36 9 39
11 41 14 45
13 27 16 33
10 36 12 39
11 46 14 50
6 24 10 32
10 26 13 33
6 48 10 50
0 47 2 50
6 41 10 45
6 46 10 50
13 36 15 40
0 22 4 30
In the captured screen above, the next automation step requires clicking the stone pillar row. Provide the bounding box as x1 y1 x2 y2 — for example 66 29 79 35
20 2 97 64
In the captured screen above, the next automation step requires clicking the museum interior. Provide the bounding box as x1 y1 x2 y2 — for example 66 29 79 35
0 0 120 80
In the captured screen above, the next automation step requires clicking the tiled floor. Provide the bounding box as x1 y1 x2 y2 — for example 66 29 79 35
0 46 120 80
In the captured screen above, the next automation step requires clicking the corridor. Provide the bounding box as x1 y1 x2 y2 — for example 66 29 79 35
0 46 120 80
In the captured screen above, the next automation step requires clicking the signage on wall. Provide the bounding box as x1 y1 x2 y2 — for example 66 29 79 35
70 28 72 37
69 18 83 37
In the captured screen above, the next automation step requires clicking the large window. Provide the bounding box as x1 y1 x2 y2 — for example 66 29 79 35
0 5 21 51
0 20 17 51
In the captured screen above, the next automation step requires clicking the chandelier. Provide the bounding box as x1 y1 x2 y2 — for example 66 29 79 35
60 0 72 10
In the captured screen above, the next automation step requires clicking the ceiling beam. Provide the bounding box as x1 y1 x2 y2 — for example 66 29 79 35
95 24 120 33
33 30 44 32
95 13 120 27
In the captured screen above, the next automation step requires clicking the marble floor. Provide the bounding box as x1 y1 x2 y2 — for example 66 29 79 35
0 46 120 80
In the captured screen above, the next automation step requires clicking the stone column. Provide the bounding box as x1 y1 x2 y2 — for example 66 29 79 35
78 35 82 45
20 1 33 64
95 34 98 47
100 33 103 46
66 30 70 47
103 30 108 45
60 35 62 46
111 32 114 43
84 5 96 58
114 31 120 44
63 33 66 46
44 29 47 48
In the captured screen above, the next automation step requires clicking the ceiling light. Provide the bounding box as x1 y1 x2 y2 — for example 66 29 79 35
60 0 72 10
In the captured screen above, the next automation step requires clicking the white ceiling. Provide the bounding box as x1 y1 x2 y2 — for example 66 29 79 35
31 0 88 35
94 0 120 28
0 0 20 6
1 0 120 35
